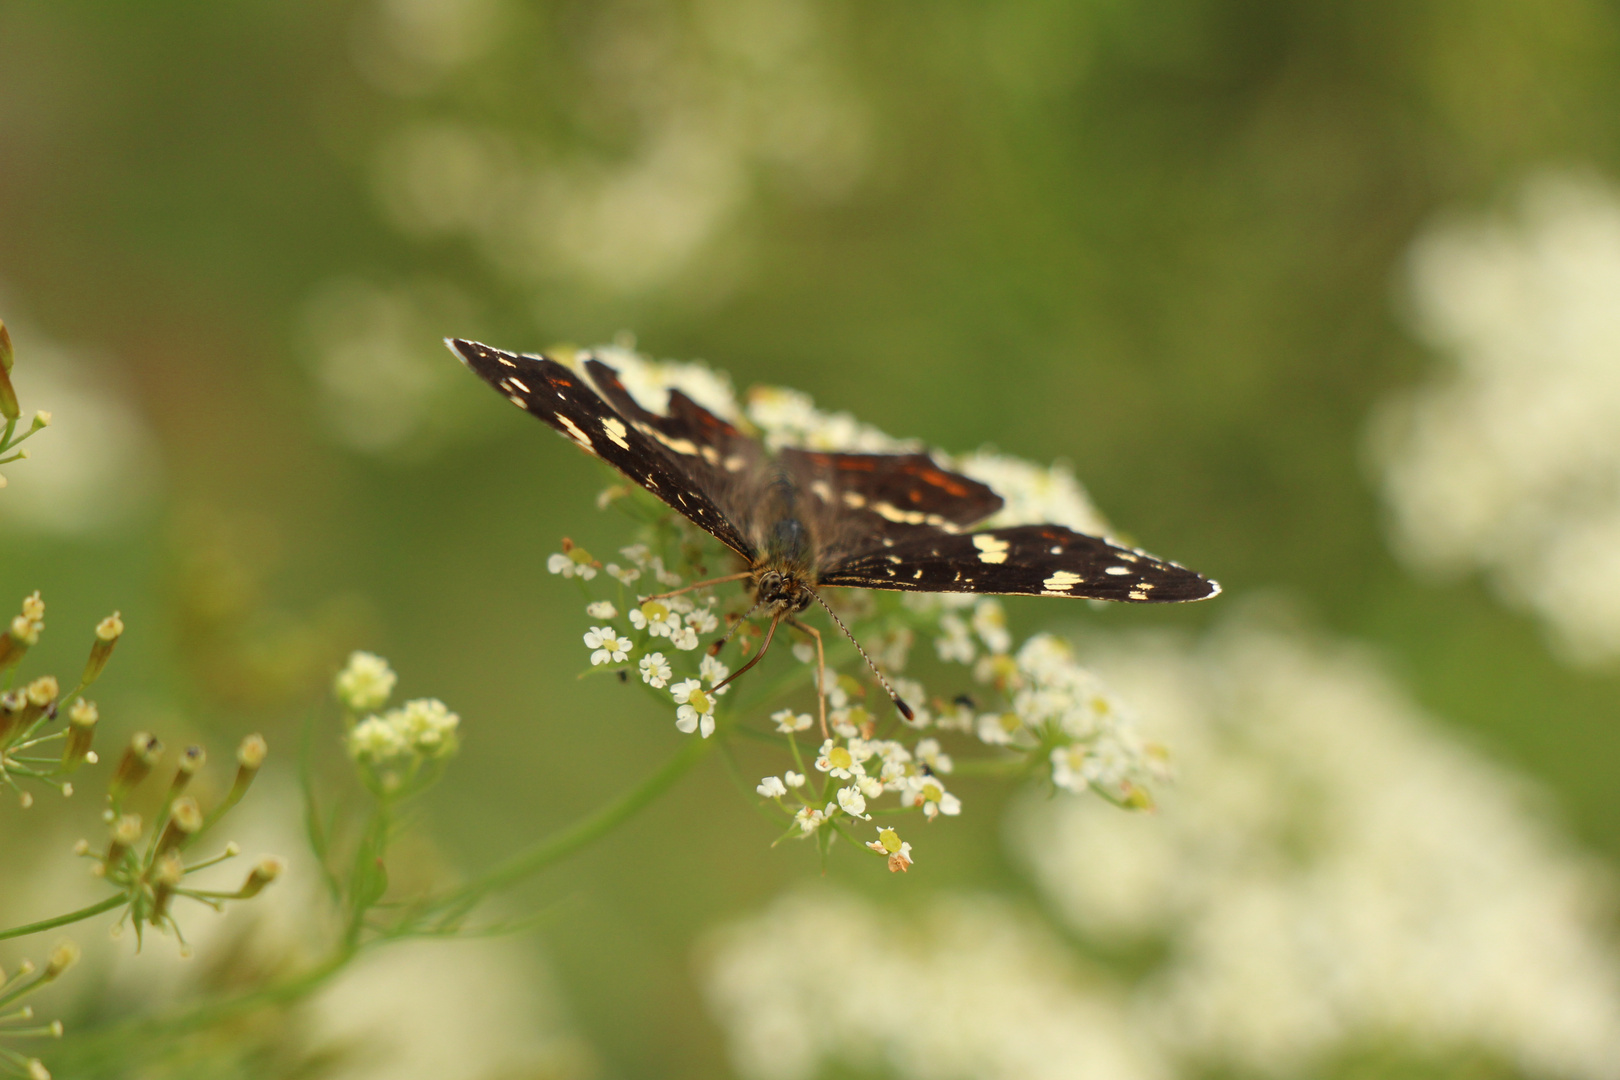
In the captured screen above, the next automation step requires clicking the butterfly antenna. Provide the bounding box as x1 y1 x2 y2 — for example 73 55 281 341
707 599 765 657
807 588 914 721
711 611 784 693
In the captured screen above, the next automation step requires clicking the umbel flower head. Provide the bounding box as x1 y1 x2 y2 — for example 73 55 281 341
518 343 1176 873
339 651 462 800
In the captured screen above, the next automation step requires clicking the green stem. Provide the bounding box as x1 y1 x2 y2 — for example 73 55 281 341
0 894 124 941
421 730 715 921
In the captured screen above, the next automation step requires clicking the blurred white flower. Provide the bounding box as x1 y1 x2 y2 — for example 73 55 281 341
0 326 160 535
335 651 397 713
300 277 483 457
703 891 1164 1080
1372 171 1620 663
362 0 869 299
1014 623 1620 1078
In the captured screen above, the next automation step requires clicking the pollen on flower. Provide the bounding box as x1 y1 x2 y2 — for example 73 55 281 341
672 678 716 738
335 651 397 712
793 805 827 834
639 652 673 689
670 626 700 651
629 601 679 637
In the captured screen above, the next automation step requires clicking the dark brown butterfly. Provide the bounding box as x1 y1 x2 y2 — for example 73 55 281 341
448 339 1219 719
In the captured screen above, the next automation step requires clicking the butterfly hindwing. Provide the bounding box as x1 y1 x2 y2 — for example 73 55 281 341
448 339 757 559
818 524 1218 602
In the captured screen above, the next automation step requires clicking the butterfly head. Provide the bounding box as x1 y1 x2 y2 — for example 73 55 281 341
753 568 814 614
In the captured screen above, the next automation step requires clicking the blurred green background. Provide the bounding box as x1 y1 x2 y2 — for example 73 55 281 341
3 1 1620 1077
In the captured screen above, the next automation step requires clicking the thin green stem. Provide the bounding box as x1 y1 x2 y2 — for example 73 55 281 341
420 730 715 921
0 894 124 941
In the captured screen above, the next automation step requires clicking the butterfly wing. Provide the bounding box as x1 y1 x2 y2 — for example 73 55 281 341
449 339 758 559
817 523 1218 602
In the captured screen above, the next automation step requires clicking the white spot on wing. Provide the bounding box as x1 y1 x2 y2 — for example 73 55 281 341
1042 570 1084 591
556 414 594 451
810 481 833 502
601 416 631 450
508 377 531 393
1104 566 1131 576
842 491 867 509
972 534 1010 565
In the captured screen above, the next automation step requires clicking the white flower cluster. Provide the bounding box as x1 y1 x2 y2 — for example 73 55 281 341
1372 171 1620 663
1018 624 1620 1078
704 891 1156 1080
706 623 1620 1080
347 698 461 766
334 650 398 712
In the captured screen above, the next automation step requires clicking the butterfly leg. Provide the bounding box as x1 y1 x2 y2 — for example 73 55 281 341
640 570 752 603
785 617 828 740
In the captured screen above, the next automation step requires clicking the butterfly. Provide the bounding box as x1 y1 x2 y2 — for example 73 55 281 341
448 339 1219 721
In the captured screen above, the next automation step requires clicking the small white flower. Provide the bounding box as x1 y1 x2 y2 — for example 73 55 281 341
972 599 1012 655
836 786 869 818
866 827 914 872
784 770 806 788
630 601 680 638
794 805 826 834
584 626 632 665
814 739 860 779
792 641 815 664
1050 745 1089 794
670 626 700 651
619 544 651 567
586 600 619 620
639 652 673 689
772 709 813 734
914 738 953 775
607 563 642 585
335 651 397 712
395 697 460 756
685 607 719 635
935 613 976 664
547 548 598 580
347 715 406 762
906 776 961 819
672 678 716 738
700 653 731 695
757 776 788 798
857 776 883 799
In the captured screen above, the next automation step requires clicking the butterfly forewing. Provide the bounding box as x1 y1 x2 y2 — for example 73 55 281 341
818 524 1218 602
448 339 757 559
452 338 1220 606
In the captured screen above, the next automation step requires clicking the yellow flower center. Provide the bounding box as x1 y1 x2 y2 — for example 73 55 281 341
877 828 902 854
687 688 710 713
641 601 670 622
568 546 594 565
827 746 853 771
921 782 944 804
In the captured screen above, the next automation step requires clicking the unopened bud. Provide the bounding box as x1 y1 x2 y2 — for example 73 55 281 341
0 318 12 373
43 940 79 979
169 745 206 795
236 733 267 770
108 732 163 801
157 795 203 853
104 814 142 873
62 700 98 771
80 612 123 685
151 851 185 917
30 410 49 431
1120 782 1155 812
26 1057 49 1080
236 856 284 898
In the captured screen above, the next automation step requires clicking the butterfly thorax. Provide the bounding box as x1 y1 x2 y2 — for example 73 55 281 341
750 471 817 614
